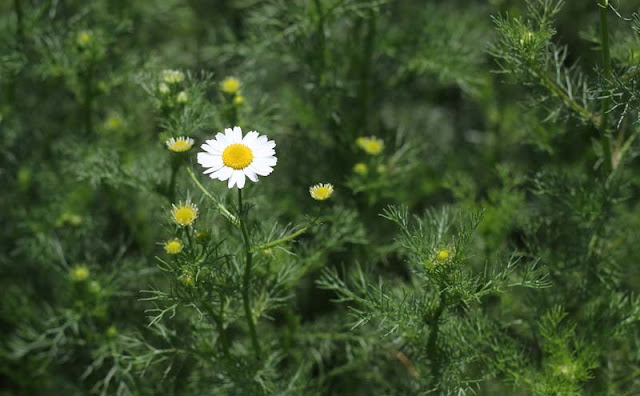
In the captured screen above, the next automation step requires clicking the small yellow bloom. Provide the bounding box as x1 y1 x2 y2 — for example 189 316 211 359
195 230 211 244
520 31 535 45
158 82 170 94
56 212 82 227
309 183 334 201
77 30 92 47
436 250 450 261
356 136 384 155
176 91 189 104
171 200 199 226
165 136 195 153
262 249 272 256
233 95 244 106
164 239 183 254
104 114 124 131
70 265 90 282
221 77 241 94
106 326 118 338
178 272 195 287
162 69 185 84
353 162 368 176
88 280 102 294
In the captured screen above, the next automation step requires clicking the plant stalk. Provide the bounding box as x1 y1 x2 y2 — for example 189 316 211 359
83 63 95 135
250 226 309 253
168 160 179 202
426 290 447 387
238 188 261 359
358 9 376 128
598 0 613 172
187 167 237 225
14 0 25 46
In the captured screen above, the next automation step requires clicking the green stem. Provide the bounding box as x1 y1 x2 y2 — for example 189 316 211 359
598 0 613 172
250 226 309 253
168 160 179 202
535 71 601 127
84 63 95 135
201 301 229 358
358 10 376 128
426 289 447 388
186 167 238 225
238 188 261 359
14 0 24 46
313 0 326 77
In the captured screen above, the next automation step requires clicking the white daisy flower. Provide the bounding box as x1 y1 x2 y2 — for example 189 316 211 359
165 136 194 152
197 126 277 189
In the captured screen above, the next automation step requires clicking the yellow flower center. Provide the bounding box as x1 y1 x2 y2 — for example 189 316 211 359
70 266 90 281
356 136 384 155
77 31 92 46
165 240 183 254
353 163 368 176
173 207 197 226
436 250 450 261
222 144 253 170
363 141 383 155
310 183 334 201
221 77 240 94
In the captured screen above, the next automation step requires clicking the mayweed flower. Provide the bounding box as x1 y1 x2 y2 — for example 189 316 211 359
77 30 92 47
70 265 90 282
56 212 83 227
233 95 244 106
197 126 277 189
436 249 450 261
164 239 183 254
158 82 170 94
162 69 185 84
178 272 195 287
104 114 124 132
309 183 334 201
353 162 368 176
166 136 194 153
106 326 118 339
171 200 199 226
88 280 101 294
195 230 211 244
221 77 241 94
356 136 384 155
176 91 189 104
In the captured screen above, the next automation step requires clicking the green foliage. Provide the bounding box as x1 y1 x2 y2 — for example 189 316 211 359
2 0 640 395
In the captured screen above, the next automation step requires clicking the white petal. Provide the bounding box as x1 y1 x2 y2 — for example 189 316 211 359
256 135 268 144
243 168 259 182
204 139 224 154
253 148 275 157
215 132 228 146
203 165 222 174
198 152 222 167
235 171 246 189
228 171 238 188
254 156 277 167
242 131 259 146
225 127 242 143
250 163 274 176
211 166 233 181
233 126 243 140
